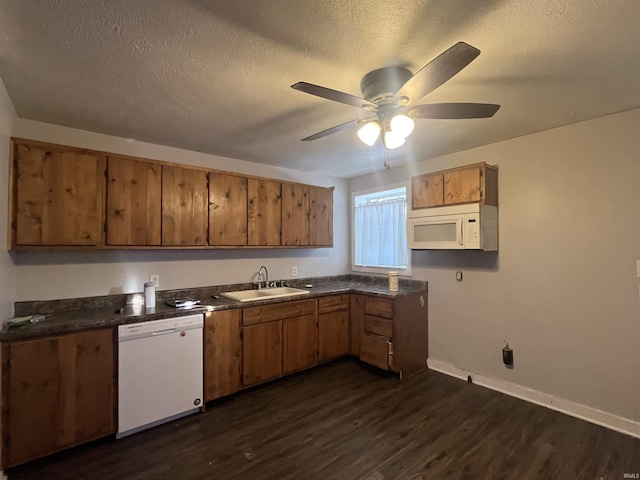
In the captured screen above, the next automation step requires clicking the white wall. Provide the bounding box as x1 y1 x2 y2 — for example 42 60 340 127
350 109 640 425
0 78 17 320
10 119 350 300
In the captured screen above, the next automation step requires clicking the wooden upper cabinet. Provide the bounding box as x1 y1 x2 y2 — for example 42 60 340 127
281 183 309 246
208 173 248 246
309 187 333 246
248 179 281 246
412 173 444 209
106 156 161 246
9 138 336 250
12 141 102 247
444 165 482 205
161 166 208 246
412 162 498 209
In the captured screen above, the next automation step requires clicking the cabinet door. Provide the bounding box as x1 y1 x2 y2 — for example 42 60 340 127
412 173 444 209
204 310 242 401
309 187 333 246
281 183 309 246
208 173 248 246
106 156 161 245
242 321 282 386
283 314 317 374
4 329 114 467
444 165 482 205
318 310 349 362
248 179 281 246
162 166 208 246
13 142 101 246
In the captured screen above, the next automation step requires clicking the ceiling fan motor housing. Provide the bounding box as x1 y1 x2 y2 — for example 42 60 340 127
360 66 413 103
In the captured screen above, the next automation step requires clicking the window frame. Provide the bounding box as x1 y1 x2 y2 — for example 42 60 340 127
350 181 412 277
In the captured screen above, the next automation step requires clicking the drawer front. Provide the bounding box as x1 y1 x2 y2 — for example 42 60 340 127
364 315 392 338
318 294 350 314
359 334 392 370
364 297 394 319
243 299 316 326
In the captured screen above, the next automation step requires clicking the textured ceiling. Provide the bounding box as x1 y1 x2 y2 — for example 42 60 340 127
1 0 639 178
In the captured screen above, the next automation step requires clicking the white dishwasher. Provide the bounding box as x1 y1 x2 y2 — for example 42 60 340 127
117 314 203 438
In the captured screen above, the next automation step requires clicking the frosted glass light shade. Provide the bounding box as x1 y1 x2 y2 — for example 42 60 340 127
357 121 381 146
390 114 414 138
383 130 405 149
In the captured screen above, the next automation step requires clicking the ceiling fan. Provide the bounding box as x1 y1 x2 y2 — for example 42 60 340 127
291 42 500 150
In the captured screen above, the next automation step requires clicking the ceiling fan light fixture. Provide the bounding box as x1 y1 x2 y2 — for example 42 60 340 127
357 121 381 146
383 130 405 150
390 114 414 138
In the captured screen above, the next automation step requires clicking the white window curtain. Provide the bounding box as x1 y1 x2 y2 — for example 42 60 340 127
354 197 407 268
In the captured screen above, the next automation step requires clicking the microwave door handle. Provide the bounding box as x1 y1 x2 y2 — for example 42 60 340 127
460 219 464 245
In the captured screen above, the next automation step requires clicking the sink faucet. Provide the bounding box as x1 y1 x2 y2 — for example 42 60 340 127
257 265 269 289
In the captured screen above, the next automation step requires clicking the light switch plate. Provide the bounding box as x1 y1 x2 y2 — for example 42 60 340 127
637 260 640 278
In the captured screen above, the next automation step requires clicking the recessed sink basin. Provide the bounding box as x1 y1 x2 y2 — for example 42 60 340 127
219 287 310 303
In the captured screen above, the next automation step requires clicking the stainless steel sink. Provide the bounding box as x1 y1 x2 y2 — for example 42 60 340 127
219 287 310 303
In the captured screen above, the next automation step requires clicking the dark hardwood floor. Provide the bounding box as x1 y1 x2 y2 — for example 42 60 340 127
7 359 640 480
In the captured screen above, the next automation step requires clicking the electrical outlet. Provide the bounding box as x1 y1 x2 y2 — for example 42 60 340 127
149 275 159 289
291 266 298 277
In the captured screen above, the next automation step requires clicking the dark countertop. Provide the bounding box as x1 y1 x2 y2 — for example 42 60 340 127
1 279 427 341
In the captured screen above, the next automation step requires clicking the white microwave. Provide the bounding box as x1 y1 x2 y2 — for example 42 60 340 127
408 204 498 251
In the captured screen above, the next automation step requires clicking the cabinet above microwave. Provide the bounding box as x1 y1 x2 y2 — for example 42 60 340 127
408 204 498 251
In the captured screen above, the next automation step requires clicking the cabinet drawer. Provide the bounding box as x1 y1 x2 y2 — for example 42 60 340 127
318 294 350 314
364 315 392 338
359 334 393 370
364 297 394 319
243 299 316 326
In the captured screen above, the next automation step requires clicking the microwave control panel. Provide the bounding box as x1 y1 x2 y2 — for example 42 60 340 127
464 214 481 249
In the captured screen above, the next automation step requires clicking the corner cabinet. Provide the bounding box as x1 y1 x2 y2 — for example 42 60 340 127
309 186 333 246
8 138 334 250
10 140 104 248
2 328 115 468
412 162 498 209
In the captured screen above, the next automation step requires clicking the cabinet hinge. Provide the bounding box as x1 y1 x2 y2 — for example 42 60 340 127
11 221 17 231
104 169 108 178
480 190 484 198
13 158 18 169
103 223 107 233
479 169 483 178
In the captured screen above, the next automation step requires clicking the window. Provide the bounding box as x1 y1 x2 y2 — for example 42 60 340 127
352 183 411 275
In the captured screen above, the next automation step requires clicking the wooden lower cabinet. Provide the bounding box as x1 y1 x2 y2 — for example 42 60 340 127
356 292 429 378
318 295 350 362
204 310 242 401
283 314 317 374
359 334 393 370
2 328 115 468
242 321 283 387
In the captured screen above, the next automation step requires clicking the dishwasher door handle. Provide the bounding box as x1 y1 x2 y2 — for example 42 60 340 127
152 328 177 336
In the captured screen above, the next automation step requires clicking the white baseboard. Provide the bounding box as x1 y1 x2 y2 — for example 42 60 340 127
427 358 640 439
